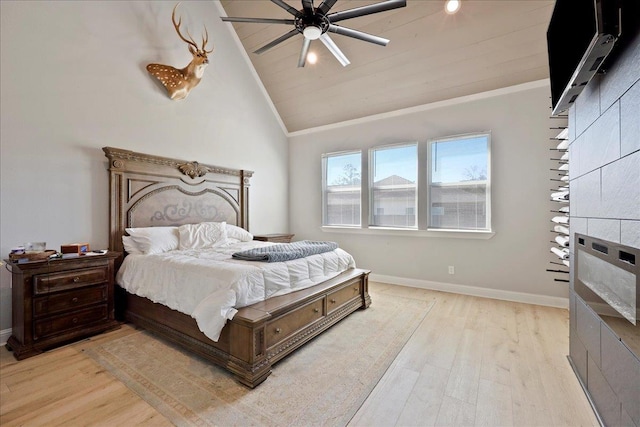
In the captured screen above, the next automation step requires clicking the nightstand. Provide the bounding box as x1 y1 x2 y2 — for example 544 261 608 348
4 251 121 360
253 233 295 243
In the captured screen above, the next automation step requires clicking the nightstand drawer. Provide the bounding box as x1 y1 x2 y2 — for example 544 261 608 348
34 304 108 340
33 285 108 316
327 280 361 314
34 267 108 295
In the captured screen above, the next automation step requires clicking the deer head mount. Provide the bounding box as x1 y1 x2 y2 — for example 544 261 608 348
147 3 214 100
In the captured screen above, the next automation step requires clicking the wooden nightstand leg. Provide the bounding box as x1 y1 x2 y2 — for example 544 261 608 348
6 336 43 360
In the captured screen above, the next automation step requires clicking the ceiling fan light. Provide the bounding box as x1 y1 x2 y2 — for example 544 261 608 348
307 51 318 64
303 26 322 40
445 0 461 14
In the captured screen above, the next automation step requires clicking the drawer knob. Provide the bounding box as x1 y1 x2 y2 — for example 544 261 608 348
72 317 79 324
73 276 80 283
354 287 359 292
313 308 319 313
71 297 79 303
275 328 281 334
330 299 336 304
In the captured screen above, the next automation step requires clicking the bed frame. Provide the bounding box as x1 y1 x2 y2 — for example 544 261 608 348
103 147 371 387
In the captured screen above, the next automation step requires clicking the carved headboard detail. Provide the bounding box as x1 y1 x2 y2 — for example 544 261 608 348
103 147 252 254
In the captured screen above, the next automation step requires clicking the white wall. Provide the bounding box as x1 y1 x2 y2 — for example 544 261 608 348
289 82 566 303
0 1 288 333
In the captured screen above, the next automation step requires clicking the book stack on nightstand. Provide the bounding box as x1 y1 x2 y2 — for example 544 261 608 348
253 233 295 243
4 251 121 360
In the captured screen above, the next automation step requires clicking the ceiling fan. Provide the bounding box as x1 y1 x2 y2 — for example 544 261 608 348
221 0 407 67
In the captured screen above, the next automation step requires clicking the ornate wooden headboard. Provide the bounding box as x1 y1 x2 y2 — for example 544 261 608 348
103 147 253 254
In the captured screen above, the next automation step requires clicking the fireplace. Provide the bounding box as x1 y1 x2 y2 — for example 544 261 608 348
574 233 639 357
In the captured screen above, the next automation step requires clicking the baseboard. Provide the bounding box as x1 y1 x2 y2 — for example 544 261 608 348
369 274 569 309
0 328 11 347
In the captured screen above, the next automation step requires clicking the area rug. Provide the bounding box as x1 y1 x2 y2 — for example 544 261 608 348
85 292 435 427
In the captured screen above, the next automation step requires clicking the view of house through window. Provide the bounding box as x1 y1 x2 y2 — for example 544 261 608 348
429 134 490 230
370 144 417 227
322 133 490 232
322 151 361 226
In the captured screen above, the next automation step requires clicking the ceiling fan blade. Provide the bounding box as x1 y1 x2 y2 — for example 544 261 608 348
302 0 315 15
298 37 312 67
270 0 303 17
327 0 406 23
254 29 300 54
319 33 350 67
221 17 295 25
316 0 338 15
328 24 389 46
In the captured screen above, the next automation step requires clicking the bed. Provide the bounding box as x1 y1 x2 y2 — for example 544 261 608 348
103 147 371 388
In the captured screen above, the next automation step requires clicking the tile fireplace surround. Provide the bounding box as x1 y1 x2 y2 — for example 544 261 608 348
567 28 639 427
574 235 638 348
570 234 639 427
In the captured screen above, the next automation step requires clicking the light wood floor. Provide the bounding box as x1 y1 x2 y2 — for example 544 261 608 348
349 283 598 427
0 282 598 427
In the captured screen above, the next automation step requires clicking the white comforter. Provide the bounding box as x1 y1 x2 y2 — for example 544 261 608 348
116 241 356 341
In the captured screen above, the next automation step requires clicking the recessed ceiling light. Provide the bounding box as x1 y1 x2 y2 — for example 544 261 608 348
445 0 461 14
307 51 318 64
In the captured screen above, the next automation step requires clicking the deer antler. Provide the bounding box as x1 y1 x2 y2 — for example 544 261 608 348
172 3 199 51
203 28 213 54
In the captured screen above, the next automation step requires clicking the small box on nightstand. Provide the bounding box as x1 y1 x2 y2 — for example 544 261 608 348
60 242 90 254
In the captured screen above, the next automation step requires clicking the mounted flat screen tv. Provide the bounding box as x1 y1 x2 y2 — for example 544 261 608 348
547 0 621 116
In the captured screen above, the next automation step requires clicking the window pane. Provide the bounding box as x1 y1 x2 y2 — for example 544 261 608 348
323 152 361 226
429 135 490 230
371 145 417 227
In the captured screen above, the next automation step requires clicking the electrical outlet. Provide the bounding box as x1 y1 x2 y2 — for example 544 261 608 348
448 266 455 274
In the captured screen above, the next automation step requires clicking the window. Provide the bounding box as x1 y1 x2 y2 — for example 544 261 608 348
322 151 361 226
428 134 490 231
321 132 491 235
370 144 417 227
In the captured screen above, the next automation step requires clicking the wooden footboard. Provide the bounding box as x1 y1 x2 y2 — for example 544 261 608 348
118 268 371 387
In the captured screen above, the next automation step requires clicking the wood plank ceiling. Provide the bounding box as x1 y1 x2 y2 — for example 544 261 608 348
219 0 555 133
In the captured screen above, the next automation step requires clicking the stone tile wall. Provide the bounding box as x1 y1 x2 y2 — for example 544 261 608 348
569 31 640 246
568 29 639 427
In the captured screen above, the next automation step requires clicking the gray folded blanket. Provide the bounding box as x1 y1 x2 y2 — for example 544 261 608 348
232 240 339 263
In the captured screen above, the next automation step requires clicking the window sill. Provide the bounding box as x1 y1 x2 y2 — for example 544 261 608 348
321 226 495 240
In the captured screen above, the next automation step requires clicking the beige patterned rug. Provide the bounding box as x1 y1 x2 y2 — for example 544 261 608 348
85 292 434 427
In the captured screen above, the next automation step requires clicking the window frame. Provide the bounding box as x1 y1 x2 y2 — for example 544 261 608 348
426 132 492 232
320 132 493 239
368 142 418 229
321 150 363 228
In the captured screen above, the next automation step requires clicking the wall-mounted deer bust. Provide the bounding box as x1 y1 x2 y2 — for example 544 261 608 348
147 3 213 100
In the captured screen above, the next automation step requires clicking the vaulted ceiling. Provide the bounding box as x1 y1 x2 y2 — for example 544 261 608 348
219 0 555 133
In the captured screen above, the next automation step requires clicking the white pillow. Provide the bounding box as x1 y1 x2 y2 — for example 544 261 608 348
125 226 179 254
225 224 253 242
178 222 228 250
122 235 142 254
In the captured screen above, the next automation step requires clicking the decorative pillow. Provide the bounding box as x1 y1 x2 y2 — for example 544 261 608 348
178 222 228 250
125 226 179 255
122 235 143 254
225 224 253 242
